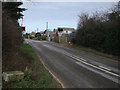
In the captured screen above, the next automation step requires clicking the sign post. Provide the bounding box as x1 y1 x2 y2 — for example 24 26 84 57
57 28 64 43
58 32 62 43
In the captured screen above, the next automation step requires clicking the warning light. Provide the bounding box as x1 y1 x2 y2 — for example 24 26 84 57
58 28 63 32
53 29 56 32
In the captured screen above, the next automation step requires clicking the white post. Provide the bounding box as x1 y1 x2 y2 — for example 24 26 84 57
46 22 50 41
59 36 60 43
46 22 48 41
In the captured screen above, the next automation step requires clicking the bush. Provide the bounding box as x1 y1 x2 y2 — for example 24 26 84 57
73 2 120 56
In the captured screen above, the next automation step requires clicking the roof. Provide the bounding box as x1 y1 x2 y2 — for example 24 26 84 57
58 27 75 31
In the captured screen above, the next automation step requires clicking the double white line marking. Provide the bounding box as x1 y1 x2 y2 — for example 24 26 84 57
43 44 120 78
64 52 120 78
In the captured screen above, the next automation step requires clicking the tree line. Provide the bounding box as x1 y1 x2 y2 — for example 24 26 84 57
72 2 120 56
2 2 26 60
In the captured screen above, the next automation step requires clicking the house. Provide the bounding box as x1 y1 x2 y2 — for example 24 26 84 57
30 32 36 37
40 31 47 40
52 27 75 37
51 27 75 43
57 27 75 35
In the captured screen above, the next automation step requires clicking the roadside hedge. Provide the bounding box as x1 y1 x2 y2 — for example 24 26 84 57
73 2 120 56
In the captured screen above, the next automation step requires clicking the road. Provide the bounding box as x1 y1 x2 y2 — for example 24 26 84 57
26 39 120 88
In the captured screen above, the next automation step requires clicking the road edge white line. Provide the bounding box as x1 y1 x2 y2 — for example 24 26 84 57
36 53 65 88
27 43 65 88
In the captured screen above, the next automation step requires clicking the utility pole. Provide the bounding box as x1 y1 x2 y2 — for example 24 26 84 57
46 22 48 31
46 22 50 41
37 28 38 33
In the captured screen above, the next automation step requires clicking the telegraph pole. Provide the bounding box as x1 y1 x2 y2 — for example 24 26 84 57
37 28 38 33
46 22 48 40
46 22 48 31
46 22 50 41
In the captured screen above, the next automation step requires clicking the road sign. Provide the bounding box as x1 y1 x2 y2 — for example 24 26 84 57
58 32 62 37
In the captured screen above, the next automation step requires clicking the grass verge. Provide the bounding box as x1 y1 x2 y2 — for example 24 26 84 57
3 43 61 88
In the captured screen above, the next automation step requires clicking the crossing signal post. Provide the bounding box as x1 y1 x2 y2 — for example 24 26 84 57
21 26 25 32
58 28 63 43
21 17 26 34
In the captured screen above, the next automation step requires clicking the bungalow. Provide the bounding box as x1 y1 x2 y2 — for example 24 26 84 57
57 27 75 35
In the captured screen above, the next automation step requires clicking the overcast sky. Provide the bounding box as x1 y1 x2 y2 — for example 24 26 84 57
19 2 117 33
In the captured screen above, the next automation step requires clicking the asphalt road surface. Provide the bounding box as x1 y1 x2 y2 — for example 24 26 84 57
26 39 120 88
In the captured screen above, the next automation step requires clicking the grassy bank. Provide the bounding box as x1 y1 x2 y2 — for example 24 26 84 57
59 42 119 61
3 43 61 88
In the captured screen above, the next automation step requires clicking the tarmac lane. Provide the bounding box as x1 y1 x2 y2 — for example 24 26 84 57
26 39 120 88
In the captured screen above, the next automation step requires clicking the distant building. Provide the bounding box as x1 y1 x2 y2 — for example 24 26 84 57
30 32 36 37
55 27 75 37
58 27 75 35
51 27 75 42
40 31 47 40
